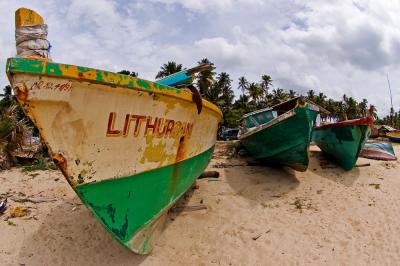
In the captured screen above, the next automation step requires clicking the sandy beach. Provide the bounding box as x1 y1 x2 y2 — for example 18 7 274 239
1 142 400 265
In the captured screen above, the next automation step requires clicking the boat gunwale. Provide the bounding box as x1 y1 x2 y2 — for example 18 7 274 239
6 57 223 119
314 117 373 130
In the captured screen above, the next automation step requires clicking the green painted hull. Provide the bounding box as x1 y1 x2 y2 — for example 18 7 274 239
312 125 371 170
75 145 214 254
240 107 318 171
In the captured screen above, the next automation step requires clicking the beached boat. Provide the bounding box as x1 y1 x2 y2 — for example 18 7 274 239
386 131 400 143
360 141 397 161
238 97 321 171
312 117 372 170
7 8 222 254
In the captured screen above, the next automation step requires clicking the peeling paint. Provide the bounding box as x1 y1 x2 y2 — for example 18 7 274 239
7 57 222 254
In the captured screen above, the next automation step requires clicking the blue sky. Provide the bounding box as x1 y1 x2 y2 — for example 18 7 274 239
1 0 400 117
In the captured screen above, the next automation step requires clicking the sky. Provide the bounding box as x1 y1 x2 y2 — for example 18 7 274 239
1 0 399 117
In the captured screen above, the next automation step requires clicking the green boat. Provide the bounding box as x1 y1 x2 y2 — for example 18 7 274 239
239 97 321 171
312 117 372 170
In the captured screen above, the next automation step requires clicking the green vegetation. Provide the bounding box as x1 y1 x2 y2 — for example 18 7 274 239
377 108 400 129
0 85 37 169
21 156 57 172
154 59 382 128
117 70 138 77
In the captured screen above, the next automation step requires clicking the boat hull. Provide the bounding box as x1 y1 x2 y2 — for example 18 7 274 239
360 141 397 161
312 119 371 170
387 132 400 143
239 106 318 171
6 58 222 254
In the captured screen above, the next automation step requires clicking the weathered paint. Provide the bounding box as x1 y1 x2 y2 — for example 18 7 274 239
312 121 371 170
155 64 213 87
239 103 318 171
7 58 222 254
242 108 276 128
15 8 44 28
6 58 222 118
156 71 194 87
76 145 214 254
360 141 397 161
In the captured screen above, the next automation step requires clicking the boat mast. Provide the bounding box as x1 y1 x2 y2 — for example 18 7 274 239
387 73 394 114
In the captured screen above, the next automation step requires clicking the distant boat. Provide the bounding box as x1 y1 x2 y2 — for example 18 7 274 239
238 97 321 171
386 131 400 143
7 8 222 254
360 141 397 161
312 117 372 170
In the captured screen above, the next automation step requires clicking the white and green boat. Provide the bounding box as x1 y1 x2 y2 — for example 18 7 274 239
7 8 222 254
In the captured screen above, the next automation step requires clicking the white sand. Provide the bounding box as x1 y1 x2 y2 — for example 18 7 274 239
1 142 400 265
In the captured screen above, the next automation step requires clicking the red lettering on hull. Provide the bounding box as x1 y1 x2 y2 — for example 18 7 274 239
106 112 194 139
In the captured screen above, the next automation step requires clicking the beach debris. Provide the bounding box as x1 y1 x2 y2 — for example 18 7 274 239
198 171 220 179
261 202 280 208
9 206 29 218
171 204 207 212
252 229 271 240
0 198 7 214
10 196 56 204
383 162 396 169
292 198 317 212
355 163 370 167
212 162 246 168
252 233 262 240
369 183 380 189
7 220 17 226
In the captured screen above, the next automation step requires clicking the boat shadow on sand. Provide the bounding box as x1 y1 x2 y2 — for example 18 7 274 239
309 149 361 187
18 198 147 266
223 158 300 203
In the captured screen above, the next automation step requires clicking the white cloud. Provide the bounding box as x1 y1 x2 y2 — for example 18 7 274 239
1 0 400 116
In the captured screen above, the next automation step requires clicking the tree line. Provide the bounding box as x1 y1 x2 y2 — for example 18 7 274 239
148 59 386 128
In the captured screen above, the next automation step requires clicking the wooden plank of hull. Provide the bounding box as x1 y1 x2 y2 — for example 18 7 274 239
239 105 318 172
7 58 222 254
312 121 371 170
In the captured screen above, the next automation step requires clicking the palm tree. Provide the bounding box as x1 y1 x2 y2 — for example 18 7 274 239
315 92 327 107
288 90 297 98
260 75 273 96
271 88 289 105
196 58 215 98
336 101 347 121
215 72 234 113
238 76 248 96
247 82 263 104
155 61 183 79
358 99 368 116
307 89 316 102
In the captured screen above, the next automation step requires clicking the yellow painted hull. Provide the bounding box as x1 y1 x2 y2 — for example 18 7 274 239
7 58 222 253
